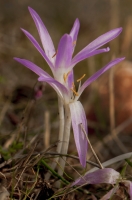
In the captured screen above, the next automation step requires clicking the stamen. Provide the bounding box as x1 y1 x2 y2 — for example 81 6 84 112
52 50 58 58
77 74 86 82
63 71 71 82
63 73 67 82
73 40 76 46
71 88 79 96
72 82 75 89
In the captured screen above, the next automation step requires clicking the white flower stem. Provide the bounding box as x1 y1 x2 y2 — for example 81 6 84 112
45 96 64 180
57 97 65 154
57 104 71 176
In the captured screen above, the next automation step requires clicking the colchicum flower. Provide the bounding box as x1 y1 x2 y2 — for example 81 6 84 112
14 7 124 167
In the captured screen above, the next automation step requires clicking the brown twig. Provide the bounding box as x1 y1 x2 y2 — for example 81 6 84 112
44 110 50 149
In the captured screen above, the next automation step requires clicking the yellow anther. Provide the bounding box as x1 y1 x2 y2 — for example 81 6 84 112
77 74 86 82
71 88 79 96
52 50 58 58
63 71 71 82
63 73 67 82
73 40 76 46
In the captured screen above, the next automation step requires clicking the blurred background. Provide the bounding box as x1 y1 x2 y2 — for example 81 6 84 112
0 0 132 164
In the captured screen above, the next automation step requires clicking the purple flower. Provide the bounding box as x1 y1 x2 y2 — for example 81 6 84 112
72 168 132 200
72 168 120 186
14 7 125 167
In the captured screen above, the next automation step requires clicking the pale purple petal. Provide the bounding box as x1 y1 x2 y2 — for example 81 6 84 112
55 34 73 70
70 18 80 42
38 76 69 101
14 57 69 100
101 180 132 200
69 101 88 167
74 27 122 61
14 58 51 78
71 47 110 68
129 182 132 200
70 18 80 53
101 187 119 200
28 7 55 60
21 29 54 70
78 57 125 96
72 168 120 186
67 70 74 89
124 181 132 200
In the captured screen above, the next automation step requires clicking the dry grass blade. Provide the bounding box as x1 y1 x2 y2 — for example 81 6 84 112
14 143 37 189
23 169 39 200
0 185 10 200
41 152 100 168
91 116 132 156
80 123 103 169
44 110 50 149
88 152 132 173
109 65 127 153
0 100 10 126
4 130 18 149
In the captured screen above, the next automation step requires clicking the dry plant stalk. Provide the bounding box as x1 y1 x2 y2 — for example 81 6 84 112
84 57 97 113
0 185 10 200
108 0 127 154
88 116 132 159
109 67 127 153
0 100 10 126
121 16 132 54
80 123 103 169
44 110 50 149
110 0 120 54
109 67 115 132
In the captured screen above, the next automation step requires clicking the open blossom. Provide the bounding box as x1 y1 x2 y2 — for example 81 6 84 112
14 7 125 167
